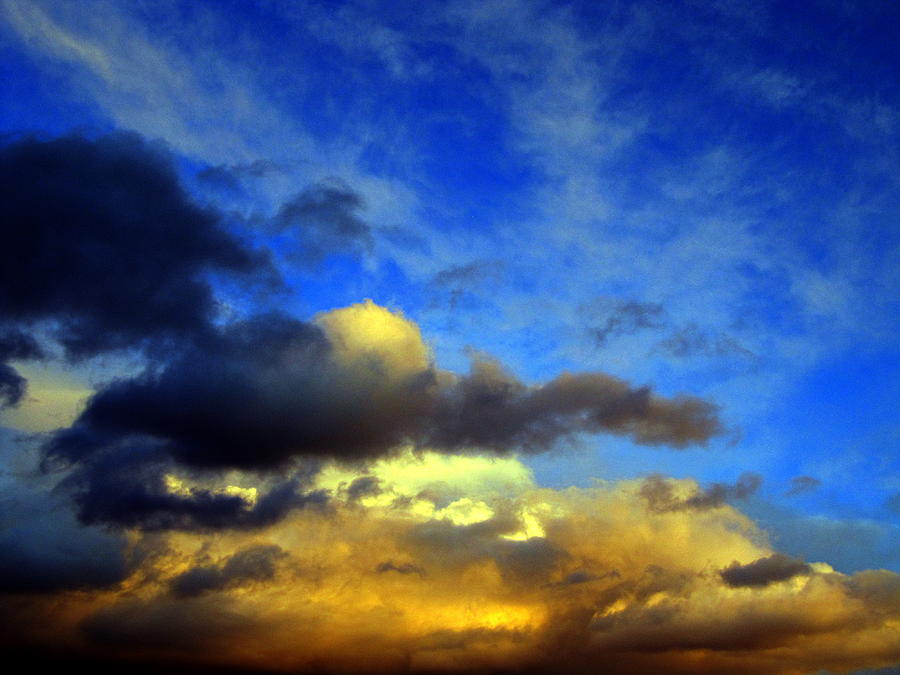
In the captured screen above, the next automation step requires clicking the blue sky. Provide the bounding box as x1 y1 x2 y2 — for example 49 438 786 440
1 0 897 579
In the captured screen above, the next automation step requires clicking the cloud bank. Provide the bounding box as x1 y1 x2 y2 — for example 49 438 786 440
2 453 897 674
43 300 723 530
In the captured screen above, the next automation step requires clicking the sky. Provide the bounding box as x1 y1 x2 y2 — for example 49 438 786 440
0 0 898 672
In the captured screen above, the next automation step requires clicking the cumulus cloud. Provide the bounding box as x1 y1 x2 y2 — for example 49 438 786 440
0 131 273 361
41 300 724 531
0 132 725 535
56 440 328 532
3 453 897 674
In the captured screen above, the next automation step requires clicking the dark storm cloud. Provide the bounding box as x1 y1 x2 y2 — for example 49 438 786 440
0 431 130 595
272 179 373 264
719 553 811 588
0 491 129 594
591 300 665 347
0 328 45 407
82 596 259 652
0 328 45 361
0 364 27 409
0 132 273 361
0 130 725 537
785 475 820 496
45 314 337 471
45 329 723 490
640 472 762 512
0 527 127 594
54 437 327 531
170 545 286 597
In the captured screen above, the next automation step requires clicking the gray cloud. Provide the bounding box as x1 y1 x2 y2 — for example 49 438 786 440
658 324 755 359
785 475 821 497
431 260 503 308
347 476 382 501
170 545 287 597
640 472 762 513
0 132 273 364
53 436 328 532
590 300 665 347
375 560 425 576
272 179 372 264
425 357 723 453
45 328 724 519
720 553 810 588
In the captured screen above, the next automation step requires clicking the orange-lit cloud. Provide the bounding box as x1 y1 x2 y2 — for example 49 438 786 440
4 451 898 673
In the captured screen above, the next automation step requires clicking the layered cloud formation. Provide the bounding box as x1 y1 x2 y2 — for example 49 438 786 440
3 453 898 673
45 297 721 532
0 120 897 672
0 134 723 539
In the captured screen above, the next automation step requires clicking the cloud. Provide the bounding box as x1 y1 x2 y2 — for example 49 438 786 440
0 325 46 409
425 357 722 452
0 364 27 409
431 260 502 308
271 179 373 265
346 476 382 501
3 453 898 673
57 439 327 532
1 0 317 167
0 485 129 594
197 159 283 193
43 301 724 532
0 132 273 362
640 472 762 512
433 261 499 288
0 329 45 362
0 327 45 407
658 323 755 359
170 545 287 598
720 553 811 588
80 596 261 654
785 474 821 496
375 560 425 576
742 501 900 574
590 299 665 347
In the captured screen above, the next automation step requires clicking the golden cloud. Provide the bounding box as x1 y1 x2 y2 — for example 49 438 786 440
6 452 898 673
